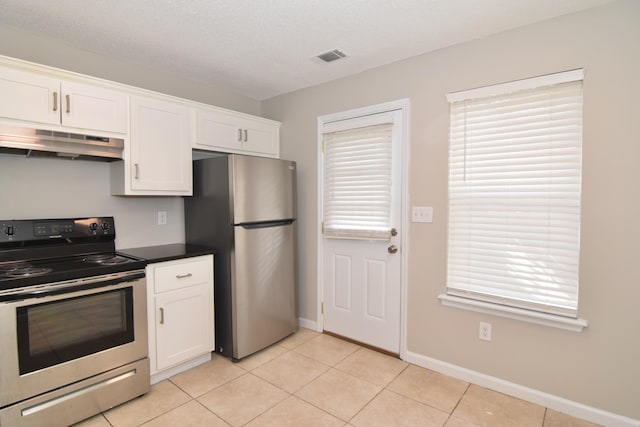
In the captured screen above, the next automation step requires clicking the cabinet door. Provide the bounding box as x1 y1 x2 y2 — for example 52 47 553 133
239 119 279 157
61 81 127 133
129 96 191 193
195 108 243 151
154 283 213 371
0 66 59 125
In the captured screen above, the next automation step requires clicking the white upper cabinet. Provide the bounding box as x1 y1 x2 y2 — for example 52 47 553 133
1 55 282 196
195 107 280 158
0 66 127 134
60 81 127 133
111 96 192 195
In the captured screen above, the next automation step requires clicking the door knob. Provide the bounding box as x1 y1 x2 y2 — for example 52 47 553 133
388 245 398 254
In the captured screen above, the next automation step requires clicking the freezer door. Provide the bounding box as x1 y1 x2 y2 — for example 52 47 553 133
231 155 296 224
232 221 297 359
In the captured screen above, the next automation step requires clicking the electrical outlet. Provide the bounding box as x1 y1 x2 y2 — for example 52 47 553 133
479 322 492 341
157 211 167 225
412 206 433 223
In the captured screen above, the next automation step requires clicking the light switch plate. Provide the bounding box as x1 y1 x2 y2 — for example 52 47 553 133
412 206 433 223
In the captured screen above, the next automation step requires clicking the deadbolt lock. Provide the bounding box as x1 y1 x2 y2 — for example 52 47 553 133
390 228 398 236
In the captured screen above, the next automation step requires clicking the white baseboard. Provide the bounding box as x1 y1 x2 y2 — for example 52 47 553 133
298 317 319 331
150 353 212 385
404 350 639 427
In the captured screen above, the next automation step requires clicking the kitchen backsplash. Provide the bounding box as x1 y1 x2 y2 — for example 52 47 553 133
0 154 185 249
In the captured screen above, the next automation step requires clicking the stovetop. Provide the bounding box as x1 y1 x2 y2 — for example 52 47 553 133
0 217 147 291
0 252 147 291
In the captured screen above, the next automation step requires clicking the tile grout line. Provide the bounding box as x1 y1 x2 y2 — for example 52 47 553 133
442 382 472 426
342 360 413 424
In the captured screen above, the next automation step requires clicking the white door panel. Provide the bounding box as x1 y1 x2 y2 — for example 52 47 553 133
323 238 401 352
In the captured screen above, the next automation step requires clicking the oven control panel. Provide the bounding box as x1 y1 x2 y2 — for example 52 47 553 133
0 217 116 243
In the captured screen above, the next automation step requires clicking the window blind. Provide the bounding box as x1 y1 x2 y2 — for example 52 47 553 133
446 71 583 318
323 122 393 240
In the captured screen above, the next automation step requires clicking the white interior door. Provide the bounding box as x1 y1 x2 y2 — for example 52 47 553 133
321 107 404 354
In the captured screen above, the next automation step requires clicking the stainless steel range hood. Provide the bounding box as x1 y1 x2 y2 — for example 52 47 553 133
0 125 124 161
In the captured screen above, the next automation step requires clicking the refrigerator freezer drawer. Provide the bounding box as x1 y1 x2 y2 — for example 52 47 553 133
232 221 297 359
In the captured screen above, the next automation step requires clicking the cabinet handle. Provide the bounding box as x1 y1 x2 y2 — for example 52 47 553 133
159 307 164 324
243 129 248 142
53 92 58 112
65 94 70 114
134 163 139 179
238 128 242 142
176 273 193 279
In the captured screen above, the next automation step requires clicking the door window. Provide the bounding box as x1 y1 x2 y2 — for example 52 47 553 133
322 117 394 241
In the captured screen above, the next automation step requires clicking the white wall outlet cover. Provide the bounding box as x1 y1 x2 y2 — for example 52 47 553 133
479 322 492 341
157 211 168 225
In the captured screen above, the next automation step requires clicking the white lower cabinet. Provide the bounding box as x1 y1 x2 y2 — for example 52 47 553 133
146 255 214 380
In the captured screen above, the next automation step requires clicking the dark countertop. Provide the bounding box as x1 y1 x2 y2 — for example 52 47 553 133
119 243 216 264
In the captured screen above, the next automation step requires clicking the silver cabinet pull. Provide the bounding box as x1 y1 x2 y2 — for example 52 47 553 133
53 92 58 112
159 307 164 324
134 163 139 179
176 273 193 279
65 94 70 113
238 128 242 142
388 245 398 254
243 129 248 142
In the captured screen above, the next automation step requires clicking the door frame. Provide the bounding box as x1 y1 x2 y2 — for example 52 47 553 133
316 99 409 359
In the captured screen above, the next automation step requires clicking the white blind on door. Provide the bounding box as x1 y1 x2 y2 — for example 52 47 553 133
446 71 583 317
323 122 393 240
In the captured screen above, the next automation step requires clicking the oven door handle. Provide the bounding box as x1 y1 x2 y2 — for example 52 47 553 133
0 270 146 302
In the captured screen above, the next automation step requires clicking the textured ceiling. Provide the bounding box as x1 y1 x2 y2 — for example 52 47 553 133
0 0 615 100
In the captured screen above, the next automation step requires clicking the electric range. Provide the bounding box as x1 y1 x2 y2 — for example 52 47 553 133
0 216 150 427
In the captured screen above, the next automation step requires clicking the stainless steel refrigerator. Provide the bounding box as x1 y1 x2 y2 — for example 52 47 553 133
185 154 298 360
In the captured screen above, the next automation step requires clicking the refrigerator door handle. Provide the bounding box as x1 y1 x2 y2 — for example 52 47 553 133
238 219 295 229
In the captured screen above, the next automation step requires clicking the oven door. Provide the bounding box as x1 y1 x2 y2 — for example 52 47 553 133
0 271 148 408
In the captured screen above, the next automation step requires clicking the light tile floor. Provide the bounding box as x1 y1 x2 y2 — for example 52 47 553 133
74 328 600 427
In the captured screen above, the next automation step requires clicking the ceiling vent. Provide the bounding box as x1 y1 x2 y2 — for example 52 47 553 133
312 49 348 64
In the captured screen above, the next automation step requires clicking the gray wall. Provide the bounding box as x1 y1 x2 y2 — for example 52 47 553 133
262 0 640 420
0 155 184 249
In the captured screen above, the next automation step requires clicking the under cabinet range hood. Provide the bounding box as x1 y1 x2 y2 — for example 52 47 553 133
0 125 124 161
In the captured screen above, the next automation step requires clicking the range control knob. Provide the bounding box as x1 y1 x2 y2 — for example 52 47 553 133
101 222 110 231
89 223 98 231
5 225 15 236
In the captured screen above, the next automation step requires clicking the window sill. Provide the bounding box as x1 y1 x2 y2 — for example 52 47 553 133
438 294 588 332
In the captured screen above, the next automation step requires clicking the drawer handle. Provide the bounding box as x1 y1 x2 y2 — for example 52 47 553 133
176 273 193 279
159 307 164 324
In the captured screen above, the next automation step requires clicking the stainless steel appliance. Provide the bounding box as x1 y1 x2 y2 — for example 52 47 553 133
185 154 297 360
0 217 150 427
0 124 125 160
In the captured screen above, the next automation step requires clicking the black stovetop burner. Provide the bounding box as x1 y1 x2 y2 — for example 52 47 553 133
0 262 52 278
0 217 147 291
